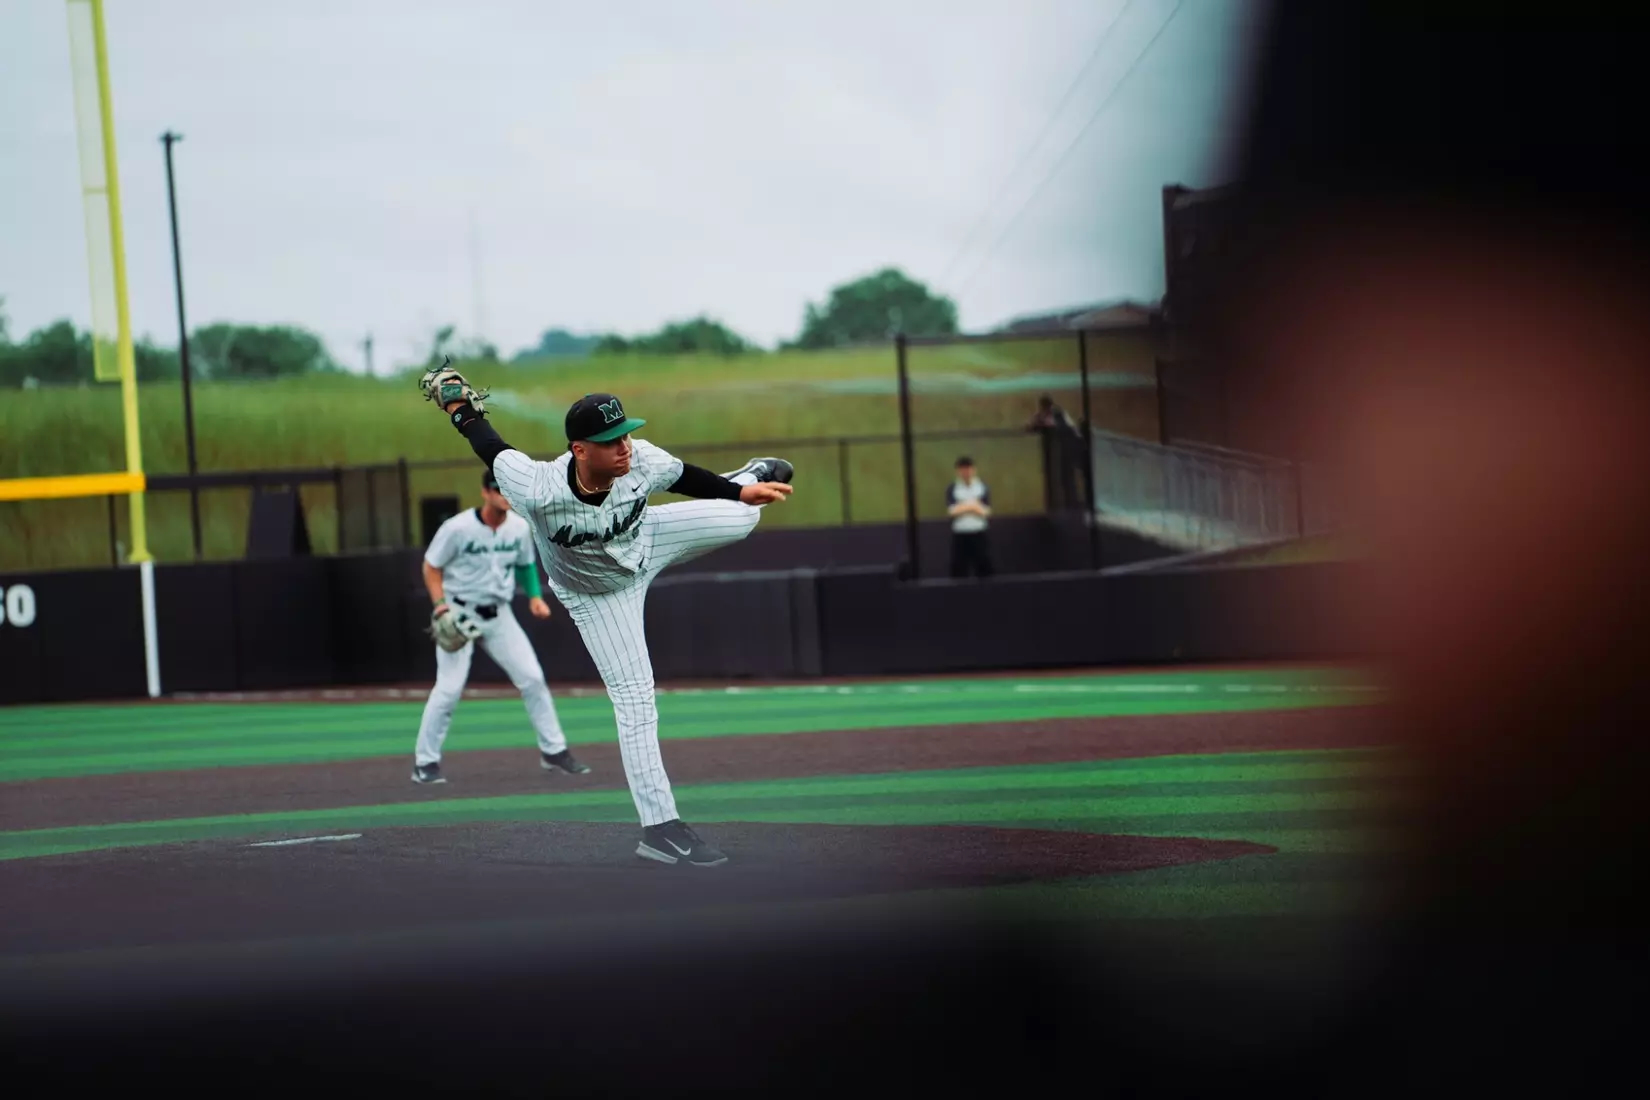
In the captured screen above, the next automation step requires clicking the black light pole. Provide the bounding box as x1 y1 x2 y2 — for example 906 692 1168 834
161 130 202 559
895 333 919 580
1077 329 1099 570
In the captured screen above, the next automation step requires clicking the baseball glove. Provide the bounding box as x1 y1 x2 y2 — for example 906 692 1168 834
419 355 490 413
428 604 483 653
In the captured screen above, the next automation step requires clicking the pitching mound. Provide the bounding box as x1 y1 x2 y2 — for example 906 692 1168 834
1 821 1272 956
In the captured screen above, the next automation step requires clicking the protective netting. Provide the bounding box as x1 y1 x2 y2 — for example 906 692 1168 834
65 0 122 384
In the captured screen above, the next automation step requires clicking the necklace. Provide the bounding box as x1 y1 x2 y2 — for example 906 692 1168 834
575 466 604 496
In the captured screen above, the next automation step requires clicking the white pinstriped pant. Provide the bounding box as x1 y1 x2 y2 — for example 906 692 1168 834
414 603 569 767
549 498 762 826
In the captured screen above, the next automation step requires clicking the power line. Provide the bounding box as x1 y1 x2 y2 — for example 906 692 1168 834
937 0 1137 290
951 0 1186 301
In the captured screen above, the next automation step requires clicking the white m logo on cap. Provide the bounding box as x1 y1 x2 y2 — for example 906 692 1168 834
598 399 623 424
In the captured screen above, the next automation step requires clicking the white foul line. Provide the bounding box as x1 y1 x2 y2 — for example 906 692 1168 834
246 833 363 848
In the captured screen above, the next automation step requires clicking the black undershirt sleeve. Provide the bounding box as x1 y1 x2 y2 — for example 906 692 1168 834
448 404 738 501
669 463 743 501
448 402 510 470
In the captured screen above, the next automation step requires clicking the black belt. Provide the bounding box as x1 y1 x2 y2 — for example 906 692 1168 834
451 597 498 620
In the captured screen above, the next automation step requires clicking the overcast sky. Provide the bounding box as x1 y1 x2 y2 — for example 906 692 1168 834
1 0 1267 371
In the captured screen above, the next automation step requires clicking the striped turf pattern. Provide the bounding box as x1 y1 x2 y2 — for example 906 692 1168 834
0 667 1379 782
0 668 1400 919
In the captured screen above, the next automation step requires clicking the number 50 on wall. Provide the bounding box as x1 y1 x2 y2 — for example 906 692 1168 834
0 584 38 628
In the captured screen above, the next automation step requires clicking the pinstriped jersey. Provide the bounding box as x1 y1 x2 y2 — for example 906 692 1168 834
491 439 685 595
424 507 535 605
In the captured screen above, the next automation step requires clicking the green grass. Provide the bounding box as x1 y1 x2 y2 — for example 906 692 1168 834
0 747 1402 866
0 664 1399 929
0 337 1163 570
0 667 1384 782
0 746 1407 931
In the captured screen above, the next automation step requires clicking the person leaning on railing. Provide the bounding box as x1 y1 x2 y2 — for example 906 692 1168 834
1026 394 1087 511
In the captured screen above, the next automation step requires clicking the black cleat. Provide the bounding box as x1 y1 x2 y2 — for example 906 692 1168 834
722 457 792 485
541 748 591 775
637 819 728 867
412 762 446 784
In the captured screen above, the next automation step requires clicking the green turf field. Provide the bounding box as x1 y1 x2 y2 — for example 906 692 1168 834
0 667 1379 782
0 665 1399 929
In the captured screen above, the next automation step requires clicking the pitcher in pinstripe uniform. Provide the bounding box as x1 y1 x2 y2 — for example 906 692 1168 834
422 366 793 867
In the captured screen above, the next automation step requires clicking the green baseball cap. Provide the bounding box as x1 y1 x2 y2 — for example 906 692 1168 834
565 392 646 443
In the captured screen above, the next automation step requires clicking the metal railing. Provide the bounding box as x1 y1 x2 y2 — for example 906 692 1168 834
1087 429 1344 551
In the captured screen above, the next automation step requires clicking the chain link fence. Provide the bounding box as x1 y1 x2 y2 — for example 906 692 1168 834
4 325 1352 573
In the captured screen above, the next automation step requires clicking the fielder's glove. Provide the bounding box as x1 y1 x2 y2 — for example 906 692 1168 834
419 356 490 414
427 604 483 653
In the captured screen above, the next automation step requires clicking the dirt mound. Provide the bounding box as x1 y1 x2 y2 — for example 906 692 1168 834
0 820 1271 956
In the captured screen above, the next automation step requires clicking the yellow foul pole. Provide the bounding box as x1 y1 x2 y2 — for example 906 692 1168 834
87 0 150 562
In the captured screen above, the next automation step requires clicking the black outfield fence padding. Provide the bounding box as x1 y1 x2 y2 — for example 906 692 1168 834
1 554 1368 706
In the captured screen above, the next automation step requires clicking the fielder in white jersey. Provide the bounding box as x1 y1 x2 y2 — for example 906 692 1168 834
412 468 590 784
422 367 794 867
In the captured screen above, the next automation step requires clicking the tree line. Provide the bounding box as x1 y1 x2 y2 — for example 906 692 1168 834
517 266 959 361
0 298 342 388
1 266 961 385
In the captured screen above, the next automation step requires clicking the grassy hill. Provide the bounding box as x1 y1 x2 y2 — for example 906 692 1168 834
1 336 1164 571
